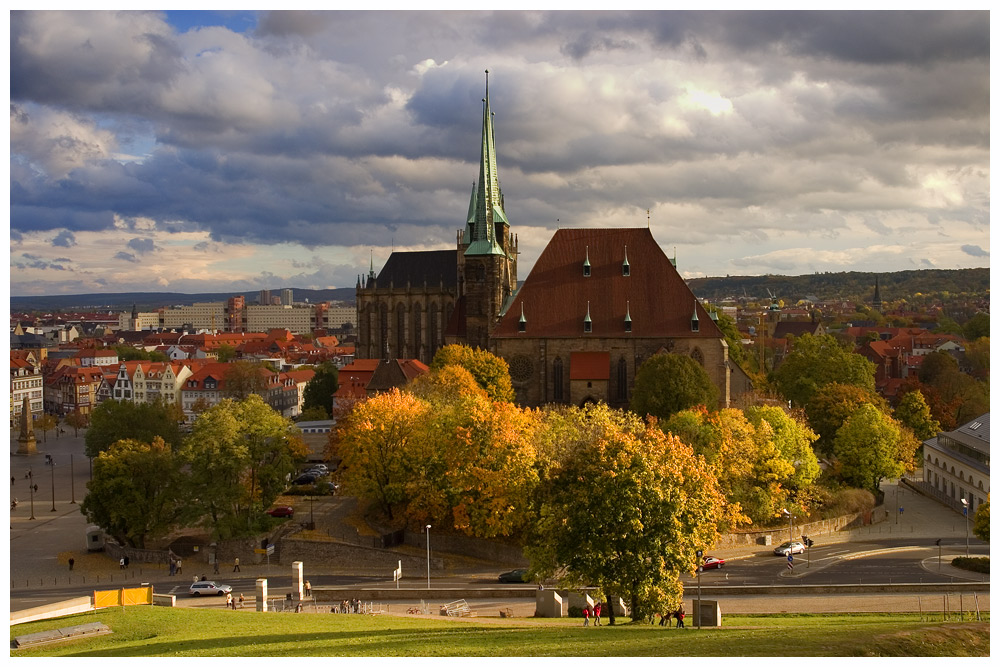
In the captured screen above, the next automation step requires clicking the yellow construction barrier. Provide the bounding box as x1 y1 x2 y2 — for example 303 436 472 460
93 586 153 608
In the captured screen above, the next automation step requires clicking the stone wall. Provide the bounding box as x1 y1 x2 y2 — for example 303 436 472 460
715 507 885 549
401 529 527 566
276 537 443 574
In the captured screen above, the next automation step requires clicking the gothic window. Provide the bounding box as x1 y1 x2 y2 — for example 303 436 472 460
691 348 704 366
553 357 564 402
396 303 407 358
616 357 628 402
429 302 439 356
379 303 389 357
412 304 422 361
509 355 533 384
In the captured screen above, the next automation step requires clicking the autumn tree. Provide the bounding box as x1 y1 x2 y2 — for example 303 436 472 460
805 383 890 457
335 389 431 521
80 437 187 548
35 413 58 443
114 345 169 362
180 395 304 538
630 353 719 422
302 361 340 418
972 500 989 542
430 344 515 403
528 420 726 622
215 343 237 363
85 399 182 457
962 312 989 341
65 409 88 436
772 333 876 407
893 389 941 441
298 406 330 422
745 405 820 490
833 404 918 495
964 337 989 379
223 360 271 399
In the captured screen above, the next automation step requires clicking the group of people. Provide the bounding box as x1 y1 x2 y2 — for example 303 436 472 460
225 592 245 609
333 598 364 614
167 555 183 576
581 601 603 626
655 607 686 628
118 555 130 569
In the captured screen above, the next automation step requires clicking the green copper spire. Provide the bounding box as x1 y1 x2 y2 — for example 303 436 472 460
465 69 506 257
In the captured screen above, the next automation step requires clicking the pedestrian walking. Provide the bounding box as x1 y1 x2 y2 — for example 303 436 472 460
123 555 130 568
593 602 602 626
120 557 126 570
675 606 685 628
582 606 590 626
68 558 74 571
213 558 220 575
233 557 241 572
659 609 671 627
238 593 245 609
226 592 233 609
176 558 182 574
169 559 176 576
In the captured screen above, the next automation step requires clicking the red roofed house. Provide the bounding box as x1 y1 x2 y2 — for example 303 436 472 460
45 366 105 416
333 359 380 403
492 227 739 408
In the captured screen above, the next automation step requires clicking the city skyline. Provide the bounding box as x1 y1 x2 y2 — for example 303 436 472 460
9 10 990 297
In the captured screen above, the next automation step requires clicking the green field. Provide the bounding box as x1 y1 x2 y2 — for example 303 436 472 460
10 607 989 657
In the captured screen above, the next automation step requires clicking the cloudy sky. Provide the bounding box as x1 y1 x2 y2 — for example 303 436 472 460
8 9 991 297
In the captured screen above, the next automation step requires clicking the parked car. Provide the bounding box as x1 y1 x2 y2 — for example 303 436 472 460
306 464 329 473
702 556 726 570
497 569 529 583
266 505 294 518
293 474 318 485
189 581 233 596
774 541 805 556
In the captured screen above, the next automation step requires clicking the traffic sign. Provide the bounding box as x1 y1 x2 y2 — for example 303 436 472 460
266 544 275 556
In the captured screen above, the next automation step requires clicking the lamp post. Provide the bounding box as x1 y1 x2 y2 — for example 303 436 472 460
961 498 970 557
695 549 703 629
28 469 36 520
782 508 793 568
50 460 56 512
425 525 432 589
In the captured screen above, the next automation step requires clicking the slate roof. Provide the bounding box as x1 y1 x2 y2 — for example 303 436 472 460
373 249 458 290
492 228 723 339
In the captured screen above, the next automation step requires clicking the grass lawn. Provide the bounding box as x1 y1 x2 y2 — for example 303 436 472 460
11 607 989 657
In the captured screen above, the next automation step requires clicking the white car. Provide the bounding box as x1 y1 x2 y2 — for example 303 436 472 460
189 581 233 596
773 541 806 556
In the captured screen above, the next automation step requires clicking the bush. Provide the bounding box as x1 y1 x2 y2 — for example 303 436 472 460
817 488 875 519
951 557 989 574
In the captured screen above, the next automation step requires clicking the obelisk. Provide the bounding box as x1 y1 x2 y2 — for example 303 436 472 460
16 394 37 455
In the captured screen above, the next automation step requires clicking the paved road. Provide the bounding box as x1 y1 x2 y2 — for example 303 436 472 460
8 432 989 615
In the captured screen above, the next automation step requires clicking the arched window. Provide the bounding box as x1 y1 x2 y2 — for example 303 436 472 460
412 304 422 362
428 302 439 356
396 303 407 358
691 348 704 366
553 357 564 402
378 303 388 358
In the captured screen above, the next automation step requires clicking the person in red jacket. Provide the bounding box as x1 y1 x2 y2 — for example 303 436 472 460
593 602 602 626
582 605 590 626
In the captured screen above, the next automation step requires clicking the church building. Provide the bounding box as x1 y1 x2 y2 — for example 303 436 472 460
357 75 737 408
356 72 517 363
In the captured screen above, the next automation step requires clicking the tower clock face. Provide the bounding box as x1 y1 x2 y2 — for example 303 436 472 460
509 354 533 383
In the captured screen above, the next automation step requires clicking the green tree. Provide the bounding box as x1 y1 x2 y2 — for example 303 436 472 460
430 344 515 403
85 399 182 458
805 383 890 457
223 361 272 399
772 333 876 407
918 351 959 385
630 353 719 422
180 395 304 538
114 345 169 362
833 405 917 495
297 406 330 422
710 310 748 369
215 343 238 363
963 312 989 341
302 361 340 417
933 314 964 336
972 500 989 542
745 405 820 490
527 420 726 622
964 337 989 379
80 437 187 548
35 413 58 443
893 390 941 441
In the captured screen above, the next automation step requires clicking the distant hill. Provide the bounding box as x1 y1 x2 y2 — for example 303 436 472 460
687 268 989 303
10 288 357 313
9 268 988 313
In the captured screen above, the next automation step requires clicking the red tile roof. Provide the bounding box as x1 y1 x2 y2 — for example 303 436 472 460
492 228 723 339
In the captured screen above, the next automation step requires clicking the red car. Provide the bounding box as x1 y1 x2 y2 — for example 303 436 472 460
266 506 294 518
702 556 726 570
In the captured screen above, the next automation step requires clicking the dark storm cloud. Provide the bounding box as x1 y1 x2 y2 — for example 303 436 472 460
127 237 156 254
52 230 77 247
961 244 988 258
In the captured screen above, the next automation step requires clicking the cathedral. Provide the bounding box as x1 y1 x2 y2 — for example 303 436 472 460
357 75 742 409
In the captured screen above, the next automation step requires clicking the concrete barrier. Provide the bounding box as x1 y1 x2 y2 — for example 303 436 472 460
10 596 94 626
152 594 176 607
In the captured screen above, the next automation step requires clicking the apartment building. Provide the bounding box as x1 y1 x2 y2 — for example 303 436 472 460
10 356 44 428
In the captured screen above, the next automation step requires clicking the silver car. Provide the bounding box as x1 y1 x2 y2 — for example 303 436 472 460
189 581 233 596
773 541 805 556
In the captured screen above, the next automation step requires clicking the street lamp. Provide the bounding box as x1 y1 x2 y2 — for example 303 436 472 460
425 525 432 590
50 460 56 512
961 498 970 557
27 469 36 520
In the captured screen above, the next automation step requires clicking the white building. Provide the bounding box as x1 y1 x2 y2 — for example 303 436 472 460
921 413 989 515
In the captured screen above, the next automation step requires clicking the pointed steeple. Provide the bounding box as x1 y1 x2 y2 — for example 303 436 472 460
873 275 883 313
465 69 506 257
464 181 477 243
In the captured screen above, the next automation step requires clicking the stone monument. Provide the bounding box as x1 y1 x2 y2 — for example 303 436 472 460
16 394 37 455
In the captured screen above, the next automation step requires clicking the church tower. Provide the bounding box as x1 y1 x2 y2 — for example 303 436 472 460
460 70 518 350
872 275 883 313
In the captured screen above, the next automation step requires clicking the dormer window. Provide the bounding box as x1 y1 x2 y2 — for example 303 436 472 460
583 246 591 277
518 303 526 333
691 305 700 333
622 245 630 276
624 301 632 333
584 301 592 333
